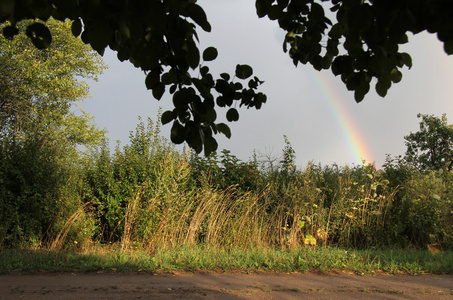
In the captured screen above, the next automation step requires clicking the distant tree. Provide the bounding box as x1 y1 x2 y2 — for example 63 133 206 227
2 0 453 155
0 19 106 247
0 19 106 143
404 113 453 172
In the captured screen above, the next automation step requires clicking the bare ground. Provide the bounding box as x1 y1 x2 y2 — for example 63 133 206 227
1 271 452 299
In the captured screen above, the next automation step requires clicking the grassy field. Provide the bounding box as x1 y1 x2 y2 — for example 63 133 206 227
1 245 452 275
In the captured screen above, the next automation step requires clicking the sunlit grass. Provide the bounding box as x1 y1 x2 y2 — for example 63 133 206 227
1 245 451 275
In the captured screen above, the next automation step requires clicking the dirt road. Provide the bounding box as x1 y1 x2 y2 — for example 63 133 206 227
1 271 452 299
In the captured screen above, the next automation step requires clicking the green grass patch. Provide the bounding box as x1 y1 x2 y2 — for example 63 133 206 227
1 245 451 274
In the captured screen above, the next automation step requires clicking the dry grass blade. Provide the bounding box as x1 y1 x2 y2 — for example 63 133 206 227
50 202 90 251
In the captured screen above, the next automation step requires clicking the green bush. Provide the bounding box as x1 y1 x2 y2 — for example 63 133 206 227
0 131 95 249
0 135 62 247
189 149 262 192
82 116 191 244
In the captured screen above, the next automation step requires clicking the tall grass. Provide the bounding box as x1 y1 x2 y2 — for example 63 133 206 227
2 115 452 254
41 150 450 253
102 160 400 252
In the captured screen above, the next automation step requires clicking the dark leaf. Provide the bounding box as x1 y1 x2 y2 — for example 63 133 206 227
186 3 211 32
220 73 230 81
203 47 218 61
216 123 231 138
152 83 165 100
161 111 175 125
277 0 289 9
256 0 272 18
186 39 200 69
347 4 373 33
204 136 218 156
226 108 239 122
309 3 325 23
375 77 391 97
200 66 209 76
170 120 186 144
145 70 160 90
186 122 202 153
235 64 253 80
71 18 82 37
117 47 131 61
162 70 178 85
390 68 403 83
255 92 267 109
215 79 230 94
444 39 453 55
3 26 18 39
268 5 282 21
26 22 52 49
84 23 112 56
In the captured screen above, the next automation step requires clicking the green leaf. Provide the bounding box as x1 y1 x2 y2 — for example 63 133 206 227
202 47 218 61
216 123 231 138
390 68 403 83
235 64 253 80
71 19 82 37
226 108 239 122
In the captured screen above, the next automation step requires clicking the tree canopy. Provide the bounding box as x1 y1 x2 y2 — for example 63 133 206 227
0 18 106 247
0 18 106 145
1 0 453 155
404 113 453 172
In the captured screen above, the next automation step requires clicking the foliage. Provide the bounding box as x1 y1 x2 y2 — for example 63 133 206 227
404 113 453 172
0 19 106 248
189 149 262 191
0 133 62 247
3 1 453 155
82 115 192 244
0 19 105 138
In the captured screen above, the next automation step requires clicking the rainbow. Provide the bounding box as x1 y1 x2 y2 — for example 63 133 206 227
305 67 374 165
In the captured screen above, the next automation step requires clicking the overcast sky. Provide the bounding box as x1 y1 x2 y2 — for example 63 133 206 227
80 1 453 169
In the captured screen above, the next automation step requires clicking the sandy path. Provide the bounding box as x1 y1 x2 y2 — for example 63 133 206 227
1 272 452 299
